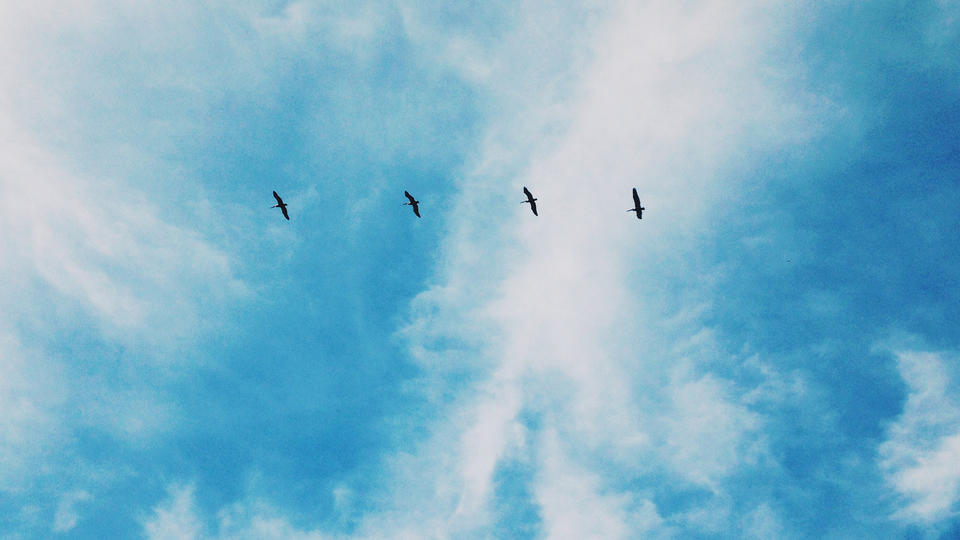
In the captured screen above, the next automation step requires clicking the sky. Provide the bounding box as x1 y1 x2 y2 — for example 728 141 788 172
1 1 959 538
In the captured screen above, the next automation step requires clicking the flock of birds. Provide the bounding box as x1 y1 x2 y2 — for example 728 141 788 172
271 186 646 220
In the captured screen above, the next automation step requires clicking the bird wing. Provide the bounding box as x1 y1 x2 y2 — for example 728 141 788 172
413 203 420 218
273 191 284 205
530 200 538 216
523 186 532 200
281 205 290 220
632 188 640 207
404 191 416 204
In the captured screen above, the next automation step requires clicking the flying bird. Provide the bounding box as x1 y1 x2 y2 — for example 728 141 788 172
272 191 290 220
627 188 645 220
403 191 420 218
522 186 538 216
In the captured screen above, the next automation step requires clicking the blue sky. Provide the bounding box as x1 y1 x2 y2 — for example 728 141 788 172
1 1 959 538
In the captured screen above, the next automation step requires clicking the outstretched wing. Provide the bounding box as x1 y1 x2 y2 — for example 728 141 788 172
404 191 416 204
523 186 533 200
273 190 284 205
530 200 538 216
412 203 420 218
281 205 290 220
632 187 640 207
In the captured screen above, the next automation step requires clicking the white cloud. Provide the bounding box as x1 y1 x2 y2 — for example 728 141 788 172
52 490 92 533
0 0 251 354
662 375 761 488
2 0 842 536
535 429 664 540
144 484 340 540
451 381 524 524
880 349 960 523
143 485 206 540
0 141 245 350
894 434 960 519
0 122 246 464
361 0 820 536
0 333 66 491
741 503 787 540
0 0 251 524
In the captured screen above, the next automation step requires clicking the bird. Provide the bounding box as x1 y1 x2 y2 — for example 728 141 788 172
522 186 538 216
403 191 420 218
272 190 290 220
627 188 645 219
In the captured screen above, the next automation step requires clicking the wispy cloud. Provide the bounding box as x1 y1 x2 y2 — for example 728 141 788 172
4 0 959 537
534 428 664 539
881 348 960 523
53 490 92 533
0 332 66 491
0 139 246 350
355 0 823 537
143 485 206 540
144 483 343 540
0 2 252 531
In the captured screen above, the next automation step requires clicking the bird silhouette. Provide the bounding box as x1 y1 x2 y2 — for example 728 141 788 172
627 188 644 220
272 191 290 220
403 191 420 218
522 187 538 216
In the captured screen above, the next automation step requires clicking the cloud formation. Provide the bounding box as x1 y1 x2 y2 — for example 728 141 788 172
0 1 250 531
358 0 823 537
2 0 959 538
881 349 960 523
